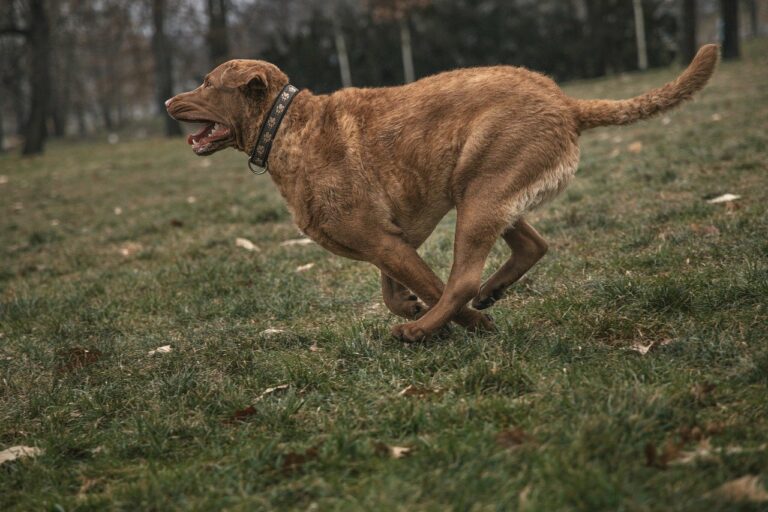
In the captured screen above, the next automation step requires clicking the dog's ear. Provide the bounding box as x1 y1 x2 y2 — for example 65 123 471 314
220 62 268 92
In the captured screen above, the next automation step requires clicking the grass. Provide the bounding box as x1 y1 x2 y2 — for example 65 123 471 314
1 41 767 511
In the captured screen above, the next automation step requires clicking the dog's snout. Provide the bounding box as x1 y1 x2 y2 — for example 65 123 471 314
165 98 173 109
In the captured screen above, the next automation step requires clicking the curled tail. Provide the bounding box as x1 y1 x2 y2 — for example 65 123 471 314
574 44 719 130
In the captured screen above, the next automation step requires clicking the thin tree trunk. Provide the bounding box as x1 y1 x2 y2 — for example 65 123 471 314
720 0 740 59
399 17 415 83
633 0 648 70
0 100 5 153
680 0 697 63
333 20 352 88
747 0 759 37
152 0 182 137
207 0 229 68
22 0 51 155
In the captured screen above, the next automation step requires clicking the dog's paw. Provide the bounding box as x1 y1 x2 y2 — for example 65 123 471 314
390 322 428 342
471 287 506 310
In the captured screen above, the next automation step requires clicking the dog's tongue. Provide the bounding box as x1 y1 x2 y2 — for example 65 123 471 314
187 123 214 145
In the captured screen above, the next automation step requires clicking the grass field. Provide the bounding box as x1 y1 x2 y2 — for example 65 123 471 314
1 42 767 511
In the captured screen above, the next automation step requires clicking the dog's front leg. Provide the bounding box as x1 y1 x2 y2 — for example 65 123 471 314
372 236 493 341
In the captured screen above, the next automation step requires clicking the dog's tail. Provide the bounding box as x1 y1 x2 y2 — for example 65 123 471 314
573 44 719 131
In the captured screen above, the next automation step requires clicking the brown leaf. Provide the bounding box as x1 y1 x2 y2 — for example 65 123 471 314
691 382 716 403
282 445 319 471
256 384 289 401
58 347 103 371
170 218 184 228
235 237 260 252
77 477 103 499
645 438 682 469
628 141 643 153
496 428 533 449
398 384 440 398
226 406 257 424
689 223 720 237
707 475 768 503
374 442 413 459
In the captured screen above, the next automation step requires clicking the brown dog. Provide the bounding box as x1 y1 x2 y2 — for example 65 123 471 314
166 45 718 342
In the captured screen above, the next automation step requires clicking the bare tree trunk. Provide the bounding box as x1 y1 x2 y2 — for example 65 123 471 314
0 99 5 153
399 17 415 83
721 0 740 60
152 0 181 137
207 0 229 68
679 0 697 63
747 0 759 37
633 0 648 70
22 0 51 155
333 20 352 87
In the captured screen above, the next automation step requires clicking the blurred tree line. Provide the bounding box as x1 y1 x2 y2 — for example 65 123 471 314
0 0 760 155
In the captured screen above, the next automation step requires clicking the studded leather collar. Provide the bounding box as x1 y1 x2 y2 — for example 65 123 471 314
248 84 300 174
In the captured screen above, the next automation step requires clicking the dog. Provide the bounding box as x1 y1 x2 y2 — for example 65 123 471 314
166 45 718 342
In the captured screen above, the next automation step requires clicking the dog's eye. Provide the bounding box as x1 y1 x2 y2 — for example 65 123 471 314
203 79 212 88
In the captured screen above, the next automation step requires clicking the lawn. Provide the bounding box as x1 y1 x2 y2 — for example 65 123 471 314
1 42 767 511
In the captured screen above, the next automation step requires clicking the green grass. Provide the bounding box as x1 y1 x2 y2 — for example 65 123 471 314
1 42 767 511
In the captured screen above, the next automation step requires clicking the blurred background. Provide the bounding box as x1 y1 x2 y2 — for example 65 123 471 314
0 0 765 156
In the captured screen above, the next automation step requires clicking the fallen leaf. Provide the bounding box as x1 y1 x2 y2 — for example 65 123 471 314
691 381 716 403
374 442 413 459
170 219 184 228
689 223 720 236
282 445 319 471
0 175 8 185
235 237 260 252
398 384 440 398
628 338 673 355
496 428 533 449
114 207 122 215
609 148 621 158
661 116 672 125
295 263 315 272
711 113 722 122
58 347 102 371
260 328 286 337
186 196 197 204
77 477 103 499
280 238 314 247
628 141 643 153
707 475 768 503
645 438 681 468
670 439 768 466
256 384 289 401
0 446 43 465
148 345 172 356
227 406 257 423
118 242 143 257
309 341 322 352
707 193 741 204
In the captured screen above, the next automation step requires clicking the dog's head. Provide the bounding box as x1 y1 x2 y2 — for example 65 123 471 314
166 60 289 156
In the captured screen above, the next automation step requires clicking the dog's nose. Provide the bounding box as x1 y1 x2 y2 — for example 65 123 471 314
165 98 173 108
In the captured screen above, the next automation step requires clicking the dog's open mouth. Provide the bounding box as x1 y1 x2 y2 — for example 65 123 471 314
186 121 232 155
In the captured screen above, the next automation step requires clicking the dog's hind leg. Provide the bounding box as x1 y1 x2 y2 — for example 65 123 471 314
380 272 427 320
471 218 548 310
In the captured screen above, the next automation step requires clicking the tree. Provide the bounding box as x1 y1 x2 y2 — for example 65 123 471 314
152 0 182 137
22 0 52 155
207 0 229 68
720 0 740 60
368 0 430 83
679 0 697 63
1 0 52 155
633 0 648 70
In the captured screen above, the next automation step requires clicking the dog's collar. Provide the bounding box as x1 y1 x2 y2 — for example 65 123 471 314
248 84 299 175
